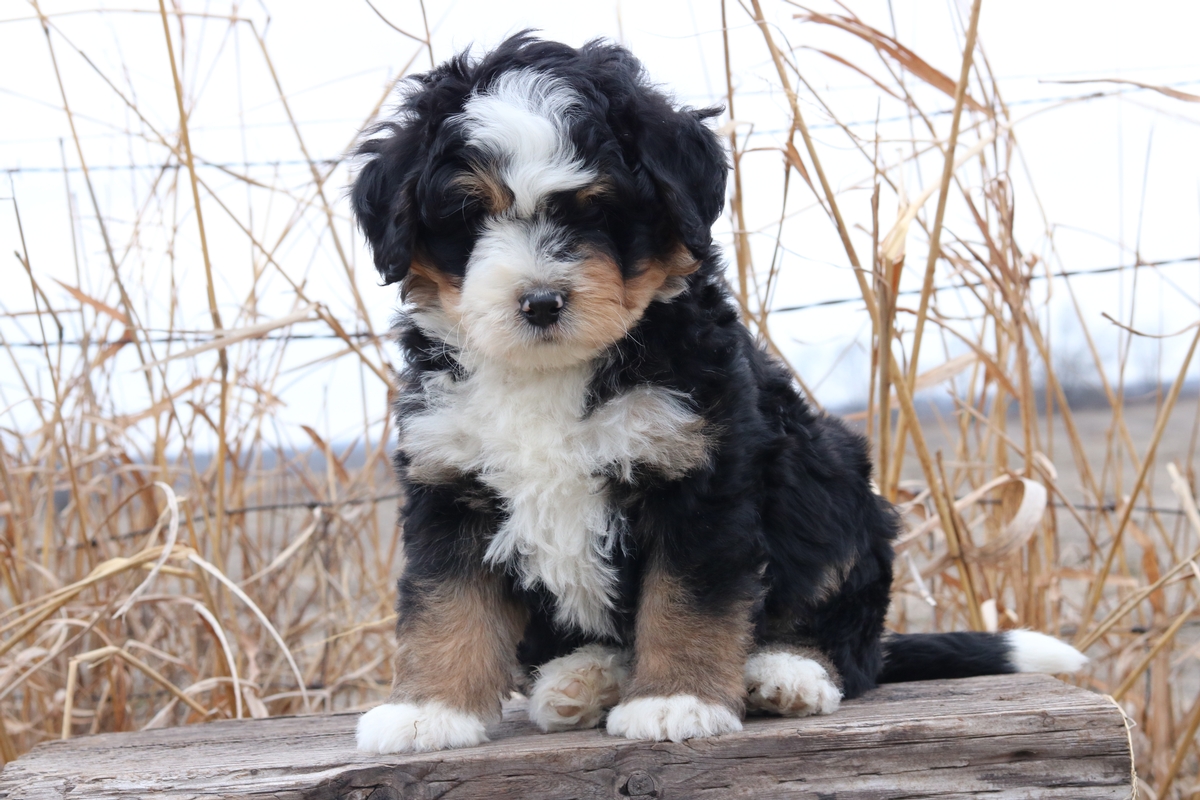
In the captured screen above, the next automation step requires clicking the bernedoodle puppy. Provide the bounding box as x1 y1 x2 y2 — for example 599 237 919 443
351 33 1086 754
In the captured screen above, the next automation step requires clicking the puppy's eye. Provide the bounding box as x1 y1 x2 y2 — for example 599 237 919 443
420 229 473 276
576 185 609 205
425 189 482 224
552 187 604 210
447 165 513 217
545 239 577 262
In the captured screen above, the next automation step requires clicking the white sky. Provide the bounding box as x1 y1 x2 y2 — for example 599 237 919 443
1 0 1198 449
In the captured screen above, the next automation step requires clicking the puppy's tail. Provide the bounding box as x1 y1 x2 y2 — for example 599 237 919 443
877 630 1087 684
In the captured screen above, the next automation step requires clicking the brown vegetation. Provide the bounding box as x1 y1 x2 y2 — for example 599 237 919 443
1 2 1198 796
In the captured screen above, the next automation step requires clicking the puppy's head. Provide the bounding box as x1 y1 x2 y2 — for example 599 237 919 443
353 34 727 369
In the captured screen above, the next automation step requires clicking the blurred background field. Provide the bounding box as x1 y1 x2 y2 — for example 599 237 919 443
1 1 1199 795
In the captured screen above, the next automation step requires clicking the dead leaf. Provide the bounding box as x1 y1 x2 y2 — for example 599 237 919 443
842 353 975 419
965 478 1048 564
795 11 985 112
53 279 130 326
800 46 902 102
137 305 318 371
783 141 816 195
300 425 350 485
92 327 135 370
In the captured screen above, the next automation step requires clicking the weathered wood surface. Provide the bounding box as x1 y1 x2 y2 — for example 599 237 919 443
0 674 1132 800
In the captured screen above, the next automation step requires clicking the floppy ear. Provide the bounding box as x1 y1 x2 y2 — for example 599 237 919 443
352 135 420 286
635 106 728 258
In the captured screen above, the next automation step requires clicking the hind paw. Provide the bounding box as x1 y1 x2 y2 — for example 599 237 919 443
528 644 627 732
745 651 841 717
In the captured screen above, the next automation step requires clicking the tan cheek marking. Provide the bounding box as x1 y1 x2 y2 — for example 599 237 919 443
388 572 527 718
657 244 703 278
406 260 464 321
625 564 753 713
627 245 701 303
570 247 700 350
570 256 641 350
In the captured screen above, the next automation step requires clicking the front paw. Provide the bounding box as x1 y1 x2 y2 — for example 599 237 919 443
605 695 741 742
745 652 841 717
356 701 488 754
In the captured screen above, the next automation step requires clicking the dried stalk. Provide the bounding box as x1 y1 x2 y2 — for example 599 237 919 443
157 0 230 570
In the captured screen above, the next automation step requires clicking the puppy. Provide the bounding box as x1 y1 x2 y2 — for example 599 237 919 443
351 34 1086 754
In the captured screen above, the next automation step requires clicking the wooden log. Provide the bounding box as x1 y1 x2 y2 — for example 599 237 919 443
0 674 1132 799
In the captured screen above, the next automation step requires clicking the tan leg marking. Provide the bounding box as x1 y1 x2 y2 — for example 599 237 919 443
388 572 527 720
625 564 753 714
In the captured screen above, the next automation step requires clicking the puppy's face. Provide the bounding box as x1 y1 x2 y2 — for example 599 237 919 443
402 70 700 370
353 38 727 370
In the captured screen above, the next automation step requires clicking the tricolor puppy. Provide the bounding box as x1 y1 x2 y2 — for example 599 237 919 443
352 34 1086 754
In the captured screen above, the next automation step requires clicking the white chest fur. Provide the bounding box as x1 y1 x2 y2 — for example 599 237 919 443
400 361 711 637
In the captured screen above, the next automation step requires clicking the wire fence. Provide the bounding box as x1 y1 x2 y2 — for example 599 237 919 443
51 487 1188 557
3 255 1196 348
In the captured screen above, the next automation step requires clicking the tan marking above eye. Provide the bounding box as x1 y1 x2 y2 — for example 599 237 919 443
451 168 514 214
576 181 612 204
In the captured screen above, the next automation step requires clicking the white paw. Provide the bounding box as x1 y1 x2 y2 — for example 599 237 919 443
745 651 841 717
529 644 627 732
605 695 742 742
356 701 489 754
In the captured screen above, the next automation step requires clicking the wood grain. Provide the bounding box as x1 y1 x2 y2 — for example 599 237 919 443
0 674 1133 799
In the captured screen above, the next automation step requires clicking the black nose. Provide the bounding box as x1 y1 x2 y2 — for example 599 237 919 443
519 290 566 328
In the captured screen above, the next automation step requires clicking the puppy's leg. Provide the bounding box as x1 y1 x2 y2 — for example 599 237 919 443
606 562 753 742
745 644 842 717
528 644 628 731
357 570 526 754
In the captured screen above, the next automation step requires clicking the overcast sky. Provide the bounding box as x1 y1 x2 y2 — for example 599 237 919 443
1 0 1198 445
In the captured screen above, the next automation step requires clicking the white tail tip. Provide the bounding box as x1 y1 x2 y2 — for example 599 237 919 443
1006 630 1088 674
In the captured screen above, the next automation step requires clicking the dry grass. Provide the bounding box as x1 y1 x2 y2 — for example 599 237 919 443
2 2 1199 796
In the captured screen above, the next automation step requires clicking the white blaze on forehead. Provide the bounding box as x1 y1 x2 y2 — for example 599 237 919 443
457 69 594 217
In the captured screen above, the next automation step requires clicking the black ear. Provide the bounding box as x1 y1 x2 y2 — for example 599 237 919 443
352 134 420 286
635 106 728 258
